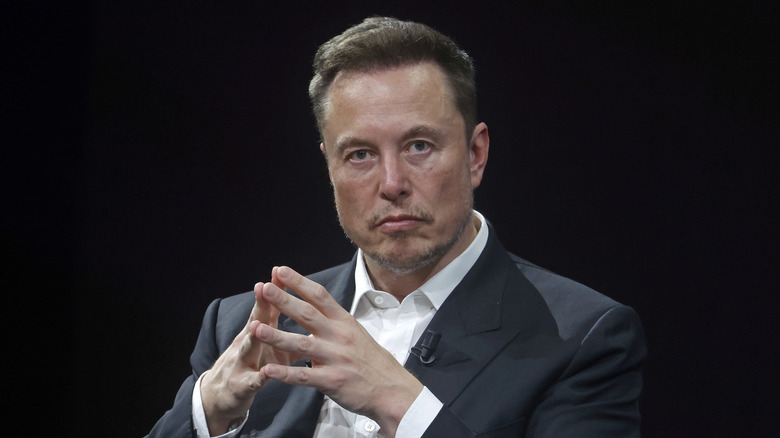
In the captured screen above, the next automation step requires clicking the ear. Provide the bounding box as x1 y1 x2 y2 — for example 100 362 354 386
320 142 333 182
468 122 489 188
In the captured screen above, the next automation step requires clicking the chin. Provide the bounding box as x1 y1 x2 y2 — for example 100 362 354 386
366 240 450 276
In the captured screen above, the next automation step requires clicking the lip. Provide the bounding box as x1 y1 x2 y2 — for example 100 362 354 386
375 215 424 232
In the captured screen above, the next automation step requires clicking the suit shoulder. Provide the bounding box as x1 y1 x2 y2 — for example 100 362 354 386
211 260 354 332
508 253 631 339
216 261 351 311
218 290 255 318
199 291 255 348
509 253 619 308
306 260 353 284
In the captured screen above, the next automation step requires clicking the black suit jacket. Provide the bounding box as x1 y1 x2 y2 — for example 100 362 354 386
147 227 646 437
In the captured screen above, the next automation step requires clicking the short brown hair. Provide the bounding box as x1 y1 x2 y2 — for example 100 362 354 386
309 17 477 137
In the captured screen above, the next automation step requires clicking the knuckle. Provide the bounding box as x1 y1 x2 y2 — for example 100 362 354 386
297 335 313 353
230 372 263 395
231 330 248 347
306 282 330 303
340 330 357 346
333 350 353 365
300 303 318 322
246 376 262 391
237 333 252 354
274 290 289 305
311 284 330 302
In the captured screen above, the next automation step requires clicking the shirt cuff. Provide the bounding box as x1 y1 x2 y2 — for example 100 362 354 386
192 372 248 438
394 386 443 437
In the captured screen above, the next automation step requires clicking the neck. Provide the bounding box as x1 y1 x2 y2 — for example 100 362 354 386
365 215 480 301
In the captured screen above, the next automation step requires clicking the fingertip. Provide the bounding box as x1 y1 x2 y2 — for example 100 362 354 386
261 363 280 379
272 266 284 287
253 322 270 340
261 281 280 299
277 266 294 280
254 283 268 304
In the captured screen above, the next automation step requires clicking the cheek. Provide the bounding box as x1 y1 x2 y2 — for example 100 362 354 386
331 164 379 199
332 178 368 214
427 163 471 197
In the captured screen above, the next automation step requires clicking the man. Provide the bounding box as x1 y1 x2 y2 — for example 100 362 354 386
147 17 646 438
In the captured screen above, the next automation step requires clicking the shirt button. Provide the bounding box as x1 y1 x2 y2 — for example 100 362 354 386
373 296 384 305
364 421 377 432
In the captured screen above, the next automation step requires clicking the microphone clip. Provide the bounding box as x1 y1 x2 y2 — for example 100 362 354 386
411 331 440 366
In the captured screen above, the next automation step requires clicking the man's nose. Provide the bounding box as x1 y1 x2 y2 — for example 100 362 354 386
379 155 411 202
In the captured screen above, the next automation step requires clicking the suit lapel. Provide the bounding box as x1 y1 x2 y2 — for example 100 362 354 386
405 227 556 406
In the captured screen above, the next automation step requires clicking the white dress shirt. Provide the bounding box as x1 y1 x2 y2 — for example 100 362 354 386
193 211 489 438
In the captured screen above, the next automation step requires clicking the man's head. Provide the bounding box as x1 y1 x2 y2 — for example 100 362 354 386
309 16 477 138
311 18 489 291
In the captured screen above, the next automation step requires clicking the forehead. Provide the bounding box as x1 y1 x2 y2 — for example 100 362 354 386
322 62 460 131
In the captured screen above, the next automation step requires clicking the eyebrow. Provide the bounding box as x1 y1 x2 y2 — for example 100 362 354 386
331 136 373 156
402 125 446 143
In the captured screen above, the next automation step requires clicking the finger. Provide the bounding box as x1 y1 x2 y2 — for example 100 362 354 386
245 282 265 327
260 363 323 389
246 281 281 329
252 323 312 364
261 281 333 336
274 266 348 320
272 265 284 290
238 320 266 369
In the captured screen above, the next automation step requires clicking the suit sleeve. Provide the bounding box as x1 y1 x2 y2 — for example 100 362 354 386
422 305 646 438
524 305 646 437
145 298 225 438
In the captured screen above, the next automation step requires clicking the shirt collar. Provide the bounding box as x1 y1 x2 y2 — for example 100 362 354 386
350 210 489 314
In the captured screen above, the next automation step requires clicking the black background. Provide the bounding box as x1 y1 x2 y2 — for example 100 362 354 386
5 1 779 436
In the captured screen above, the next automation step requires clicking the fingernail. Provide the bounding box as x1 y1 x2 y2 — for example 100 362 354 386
263 363 277 377
264 283 278 298
255 323 268 338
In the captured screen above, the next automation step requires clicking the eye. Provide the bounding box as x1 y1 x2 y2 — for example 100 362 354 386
407 140 431 155
347 149 371 162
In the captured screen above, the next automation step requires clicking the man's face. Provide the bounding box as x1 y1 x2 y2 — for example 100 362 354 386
321 62 489 276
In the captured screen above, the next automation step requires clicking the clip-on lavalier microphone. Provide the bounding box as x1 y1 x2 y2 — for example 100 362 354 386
411 331 440 365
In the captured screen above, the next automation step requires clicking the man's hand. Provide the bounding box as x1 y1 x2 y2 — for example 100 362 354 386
199 268 303 435
254 266 424 438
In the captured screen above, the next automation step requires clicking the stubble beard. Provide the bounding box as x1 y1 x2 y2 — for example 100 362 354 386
337 192 475 277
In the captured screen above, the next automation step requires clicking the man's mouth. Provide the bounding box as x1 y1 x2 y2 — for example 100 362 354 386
374 214 426 232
